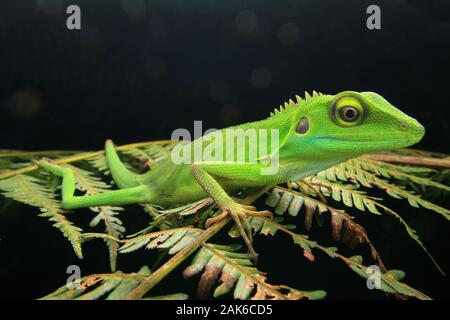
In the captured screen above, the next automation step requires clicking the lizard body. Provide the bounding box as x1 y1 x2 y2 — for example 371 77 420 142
39 91 425 257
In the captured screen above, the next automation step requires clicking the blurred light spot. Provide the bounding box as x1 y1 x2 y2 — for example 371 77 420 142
7 88 43 117
235 10 257 34
122 0 146 21
251 68 271 89
144 56 165 79
209 81 230 103
278 23 300 46
36 0 63 15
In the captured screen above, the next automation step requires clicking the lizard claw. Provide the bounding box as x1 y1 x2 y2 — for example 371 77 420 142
204 203 273 263
239 204 257 210
204 210 229 228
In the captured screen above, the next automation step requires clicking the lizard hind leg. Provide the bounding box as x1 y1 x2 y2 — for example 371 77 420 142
37 160 152 209
105 139 143 189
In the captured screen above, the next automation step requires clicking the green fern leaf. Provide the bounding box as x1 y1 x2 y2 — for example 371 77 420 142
303 175 444 273
183 243 326 300
39 266 178 300
345 160 450 220
63 164 125 271
89 154 110 173
0 174 83 258
256 217 431 300
143 293 189 300
357 159 450 192
0 144 448 300
119 227 203 255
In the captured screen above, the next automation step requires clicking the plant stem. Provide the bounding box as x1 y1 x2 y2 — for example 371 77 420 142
362 154 450 168
0 150 83 158
124 216 231 300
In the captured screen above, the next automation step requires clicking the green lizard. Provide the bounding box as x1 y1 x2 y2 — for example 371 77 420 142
38 90 425 259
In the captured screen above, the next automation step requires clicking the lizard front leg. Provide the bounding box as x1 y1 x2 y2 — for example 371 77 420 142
190 164 272 261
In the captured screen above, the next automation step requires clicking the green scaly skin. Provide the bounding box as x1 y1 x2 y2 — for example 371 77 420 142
38 91 425 259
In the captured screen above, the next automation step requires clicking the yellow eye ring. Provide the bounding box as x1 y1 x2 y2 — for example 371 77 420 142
331 96 365 127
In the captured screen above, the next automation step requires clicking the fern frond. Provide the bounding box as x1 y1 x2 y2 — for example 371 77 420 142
352 162 450 219
255 217 431 300
0 144 447 300
156 198 214 217
356 159 450 192
301 175 444 273
126 199 214 238
88 154 109 173
0 158 22 171
89 206 125 272
370 148 449 158
40 266 184 300
183 243 326 300
320 160 450 220
122 147 158 168
143 293 189 300
264 186 386 269
62 164 125 271
0 174 83 258
119 227 203 255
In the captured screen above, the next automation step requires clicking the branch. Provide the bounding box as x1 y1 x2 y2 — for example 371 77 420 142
362 154 450 169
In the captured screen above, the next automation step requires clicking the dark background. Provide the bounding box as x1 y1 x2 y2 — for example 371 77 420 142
0 0 449 299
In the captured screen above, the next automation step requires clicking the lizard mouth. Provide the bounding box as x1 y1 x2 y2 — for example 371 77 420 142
315 135 418 149
316 136 408 143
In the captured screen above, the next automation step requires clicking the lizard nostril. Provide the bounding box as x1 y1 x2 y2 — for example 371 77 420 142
400 124 408 131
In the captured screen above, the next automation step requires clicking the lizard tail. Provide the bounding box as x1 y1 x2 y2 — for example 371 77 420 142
105 139 142 189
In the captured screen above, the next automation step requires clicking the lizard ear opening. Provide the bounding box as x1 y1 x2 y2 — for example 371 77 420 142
296 117 309 134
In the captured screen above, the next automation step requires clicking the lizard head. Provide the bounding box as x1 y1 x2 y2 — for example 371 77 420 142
282 91 425 160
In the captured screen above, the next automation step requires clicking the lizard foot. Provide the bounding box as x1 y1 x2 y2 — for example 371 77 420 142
205 202 272 262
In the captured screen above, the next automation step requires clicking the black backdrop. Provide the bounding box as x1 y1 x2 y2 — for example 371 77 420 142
0 0 449 299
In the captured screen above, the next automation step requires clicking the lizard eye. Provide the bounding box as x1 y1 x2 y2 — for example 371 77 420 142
340 106 359 122
331 96 365 127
